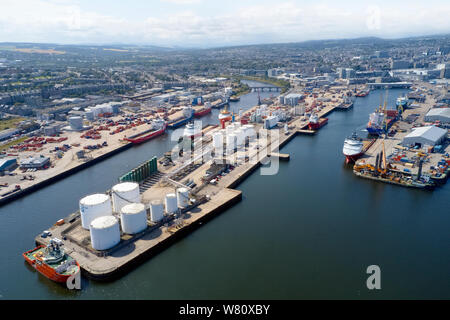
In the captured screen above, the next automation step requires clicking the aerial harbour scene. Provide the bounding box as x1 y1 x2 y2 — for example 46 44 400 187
0 0 449 306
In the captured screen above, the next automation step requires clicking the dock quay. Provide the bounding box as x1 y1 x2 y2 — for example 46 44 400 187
33 103 340 281
353 92 449 189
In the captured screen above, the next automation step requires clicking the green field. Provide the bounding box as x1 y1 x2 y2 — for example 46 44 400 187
0 118 25 131
0 136 28 152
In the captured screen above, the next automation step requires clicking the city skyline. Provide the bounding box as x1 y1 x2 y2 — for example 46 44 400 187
1 0 450 47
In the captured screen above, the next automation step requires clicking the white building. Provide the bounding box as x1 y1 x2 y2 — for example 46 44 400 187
402 126 447 147
424 108 450 123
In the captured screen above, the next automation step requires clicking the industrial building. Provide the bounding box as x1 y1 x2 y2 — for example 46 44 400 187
19 155 51 169
282 93 304 106
0 128 19 141
402 126 447 147
424 108 450 123
0 158 17 174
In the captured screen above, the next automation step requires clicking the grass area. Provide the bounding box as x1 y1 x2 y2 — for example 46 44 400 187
0 136 28 152
0 117 25 131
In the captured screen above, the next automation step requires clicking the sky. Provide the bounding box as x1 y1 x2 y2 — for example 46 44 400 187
0 0 450 47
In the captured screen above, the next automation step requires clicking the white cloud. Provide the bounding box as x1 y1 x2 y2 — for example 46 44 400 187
0 1 449 46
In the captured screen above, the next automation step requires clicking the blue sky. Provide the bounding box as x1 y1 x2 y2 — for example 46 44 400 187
0 0 449 47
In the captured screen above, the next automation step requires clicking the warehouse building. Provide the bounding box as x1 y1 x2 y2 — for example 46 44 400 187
19 155 51 169
0 158 17 174
424 108 450 124
402 126 447 147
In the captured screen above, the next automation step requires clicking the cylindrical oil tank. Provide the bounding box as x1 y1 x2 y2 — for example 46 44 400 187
90 216 120 251
79 194 112 230
234 129 244 147
69 116 83 131
212 132 224 150
177 188 189 208
112 182 141 213
165 193 178 214
150 200 164 222
120 203 147 234
226 134 236 150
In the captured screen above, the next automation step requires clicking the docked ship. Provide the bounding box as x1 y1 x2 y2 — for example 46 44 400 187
343 132 364 164
23 238 80 284
125 118 166 144
219 105 232 128
355 88 370 97
396 96 410 110
337 97 354 110
308 113 328 130
183 122 202 139
366 108 386 135
167 106 194 129
194 102 212 118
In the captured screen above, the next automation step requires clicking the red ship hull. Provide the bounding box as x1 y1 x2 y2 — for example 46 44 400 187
344 152 363 164
194 107 212 118
23 246 80 284
125 126 166 144
308 118 328 130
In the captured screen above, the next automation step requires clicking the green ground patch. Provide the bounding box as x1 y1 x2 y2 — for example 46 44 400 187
0 118 25 131
0 136 28 152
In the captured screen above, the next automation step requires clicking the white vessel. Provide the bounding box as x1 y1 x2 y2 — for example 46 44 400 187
343 132 364 164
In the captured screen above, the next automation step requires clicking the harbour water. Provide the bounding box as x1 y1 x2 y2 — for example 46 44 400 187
0 83 448 299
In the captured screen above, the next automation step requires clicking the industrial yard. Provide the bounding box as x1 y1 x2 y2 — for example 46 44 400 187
354 90 450 188
34 95 342 280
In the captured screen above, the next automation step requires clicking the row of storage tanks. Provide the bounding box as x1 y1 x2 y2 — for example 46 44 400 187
212 123 257 152
79 182 190 251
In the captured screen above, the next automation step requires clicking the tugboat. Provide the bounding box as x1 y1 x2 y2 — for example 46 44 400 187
23 238 80 283
343 132 364 164
219 105 232 129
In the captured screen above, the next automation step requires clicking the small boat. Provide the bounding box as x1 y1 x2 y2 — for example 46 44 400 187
23 238 80 284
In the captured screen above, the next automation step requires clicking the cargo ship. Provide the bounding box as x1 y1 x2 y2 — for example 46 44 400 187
343 132 364 164
308 113 328 130
194 102 212 118
125 118 166 144
23 238 80 284
167 107 194 129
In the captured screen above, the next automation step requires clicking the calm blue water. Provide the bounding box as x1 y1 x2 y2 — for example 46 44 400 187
0 85 448 299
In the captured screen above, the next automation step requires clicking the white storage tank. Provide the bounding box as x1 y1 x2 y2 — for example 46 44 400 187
234 129 244 147
165 193 178 214
80 194 112 230
112 182 141 213
150 200 164 222
212 132 224 150
90 216 120 251
177 188 189 208
69 116 83 131
120 203 147 235
226 134 236 150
